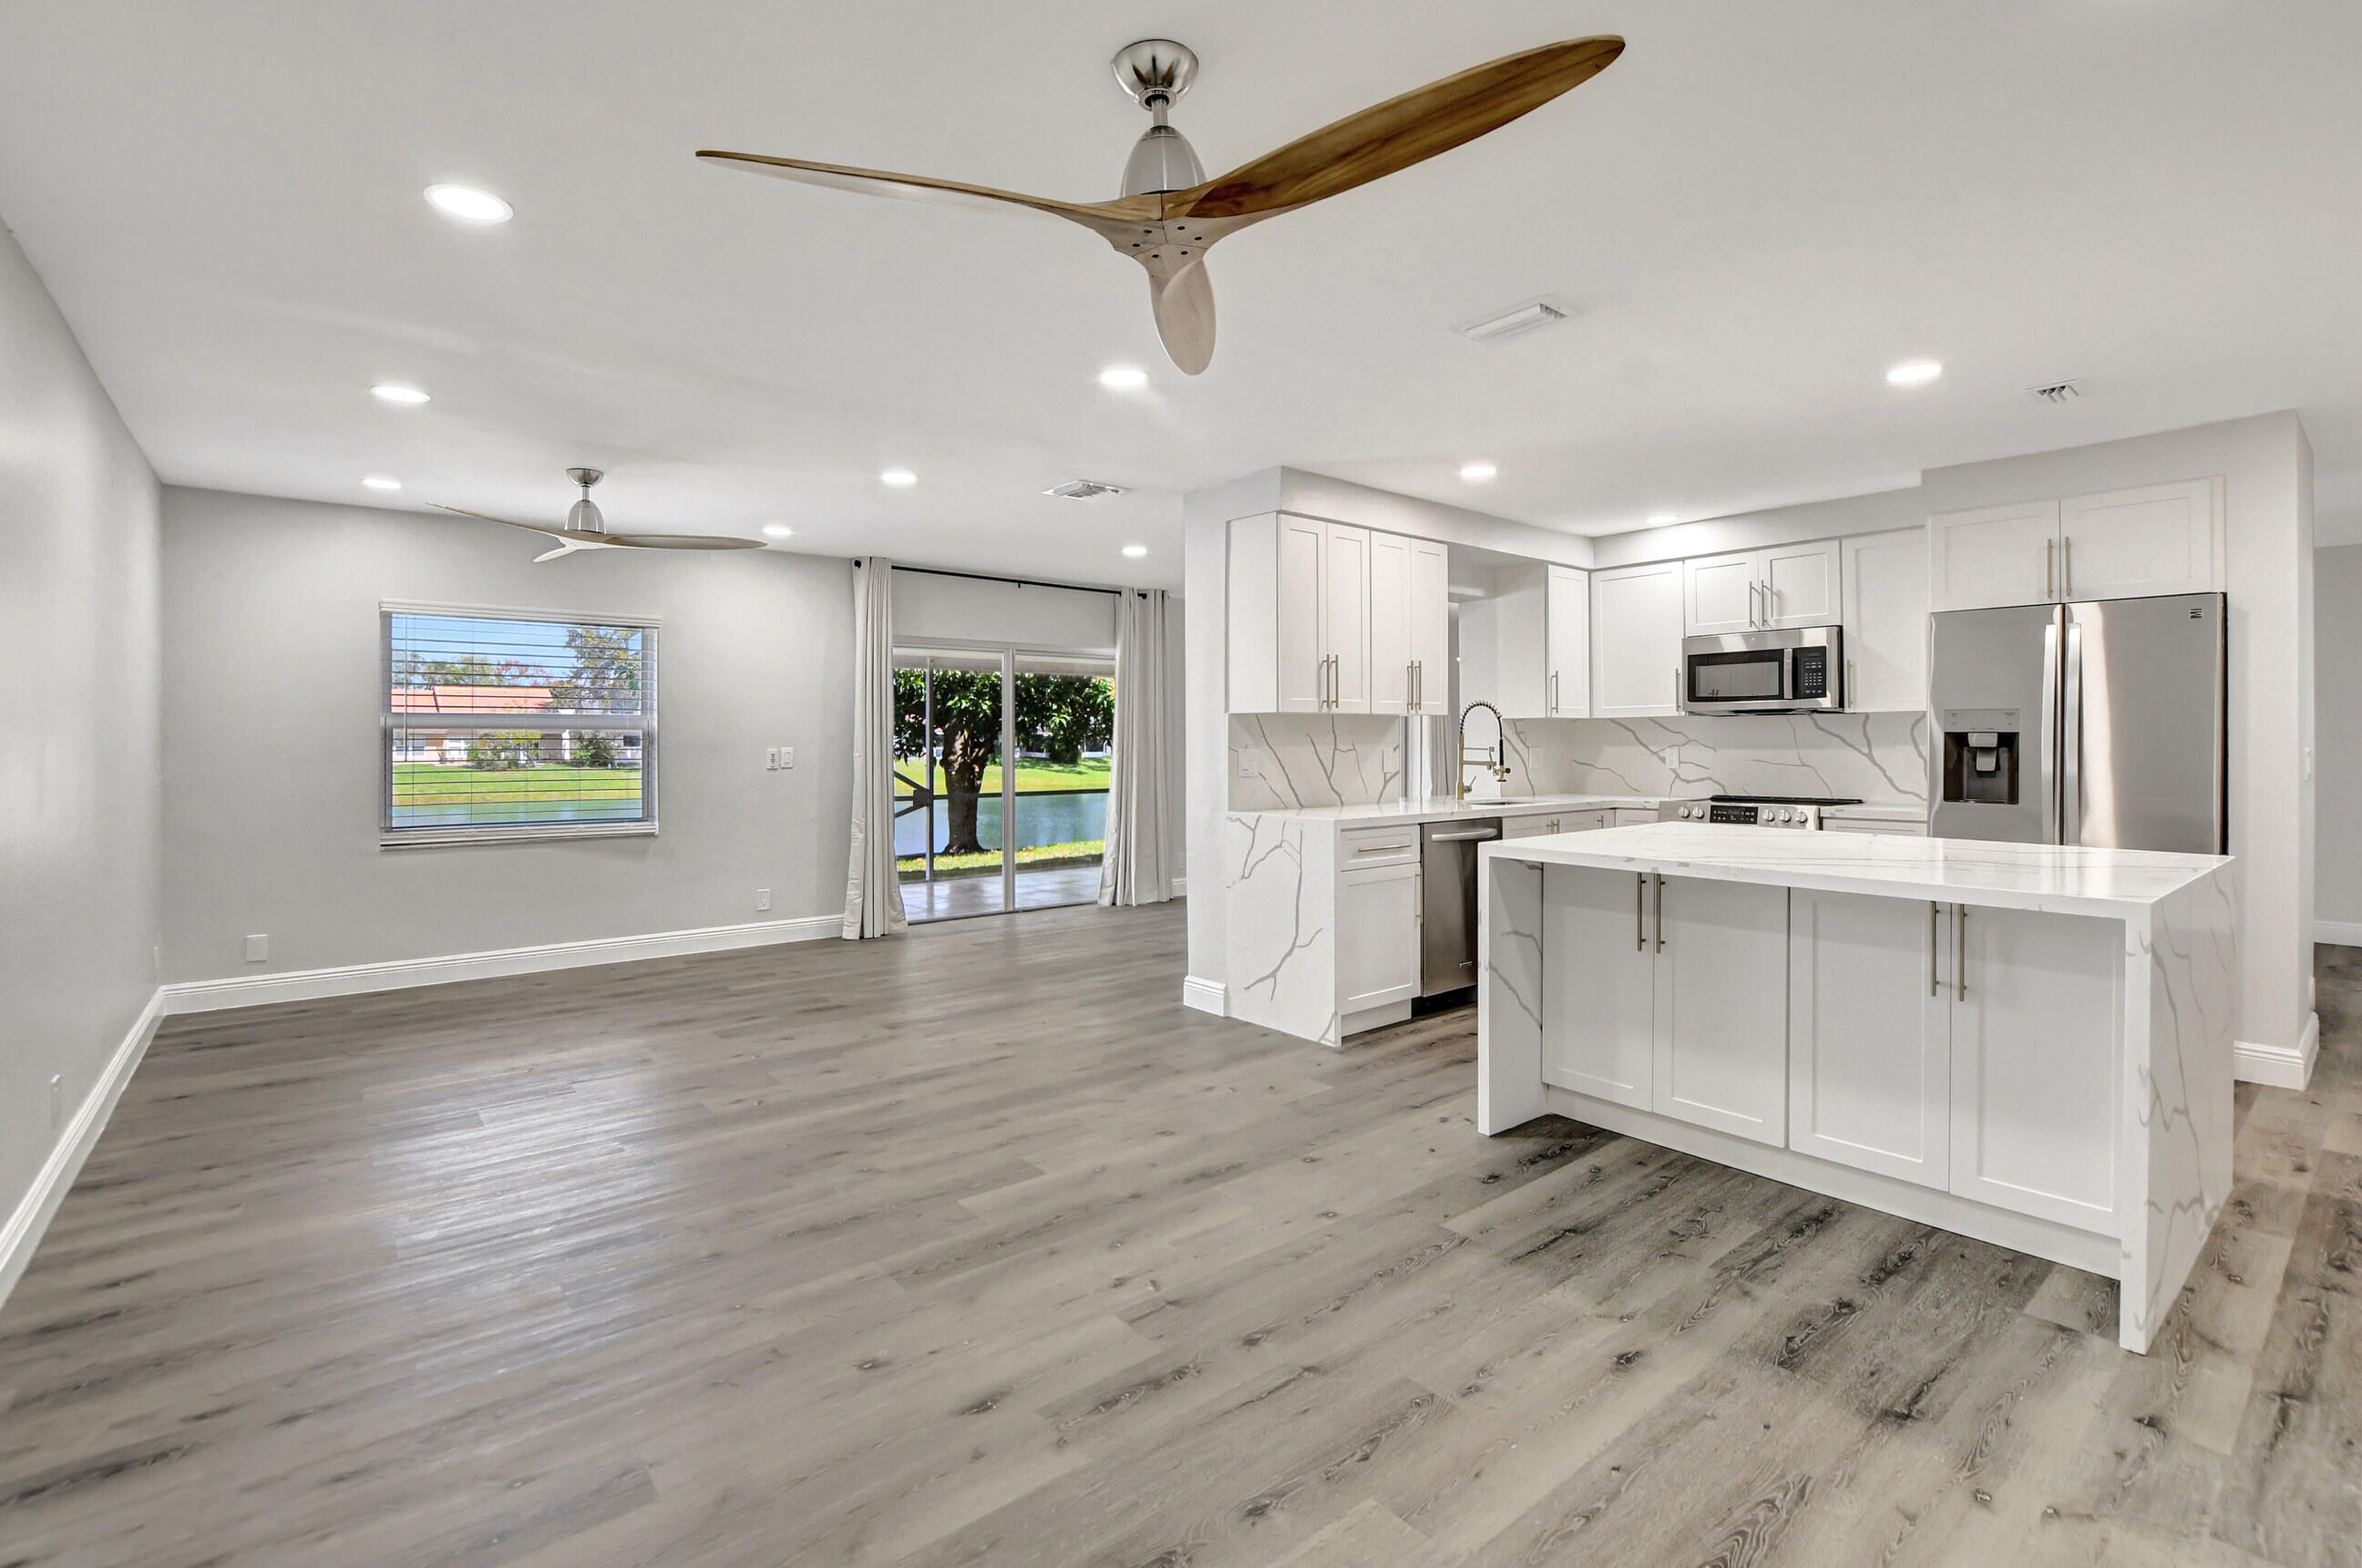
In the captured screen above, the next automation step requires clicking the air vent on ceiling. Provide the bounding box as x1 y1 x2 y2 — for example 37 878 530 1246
1455 298 1568 345
1044 479 1128 500
2028 380 2083 404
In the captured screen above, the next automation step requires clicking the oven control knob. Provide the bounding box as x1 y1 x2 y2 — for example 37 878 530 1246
1771 808 1787 822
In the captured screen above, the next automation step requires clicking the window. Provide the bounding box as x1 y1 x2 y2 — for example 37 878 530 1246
382 605 657 845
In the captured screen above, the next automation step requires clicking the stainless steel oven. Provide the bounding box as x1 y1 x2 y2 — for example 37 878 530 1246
1680 625 1845 714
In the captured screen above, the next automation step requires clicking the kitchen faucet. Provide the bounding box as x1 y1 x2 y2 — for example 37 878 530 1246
1456 701 1513 802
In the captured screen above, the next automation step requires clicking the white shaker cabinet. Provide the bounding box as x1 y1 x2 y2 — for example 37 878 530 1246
1788 890 1951 1186
1929 500 2059 612
1371 533 1451 715
1337 859 1422 1014
2057 479 2222 602
1227 512 1377 714
1545 565 1590 718
1590 560 1686 717
1685 540 1841 636
1409 538 1451 715
1542 867 1788 1143
1461 561 1588 719
1840 528 1930 712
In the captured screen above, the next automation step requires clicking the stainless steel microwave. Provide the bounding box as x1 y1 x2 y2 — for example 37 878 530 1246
1680 625 1845 714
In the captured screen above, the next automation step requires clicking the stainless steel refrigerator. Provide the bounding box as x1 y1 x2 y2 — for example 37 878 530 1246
1927 592 2225 853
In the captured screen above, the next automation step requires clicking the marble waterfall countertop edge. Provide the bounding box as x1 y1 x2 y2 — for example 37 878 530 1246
1484 823 2232 917
1224 794 1659 827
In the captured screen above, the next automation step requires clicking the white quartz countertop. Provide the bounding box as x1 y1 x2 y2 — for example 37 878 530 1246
1817 803 1927 824
1227 794 1658 826
1484 823 2233 917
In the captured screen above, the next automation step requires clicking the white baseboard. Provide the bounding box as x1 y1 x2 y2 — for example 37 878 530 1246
0 987 165 1314
2315 918 2362 949
160 913 842 1015
1181 975 1227 1017
2234 1011 2320 1091
1171 876 1187 898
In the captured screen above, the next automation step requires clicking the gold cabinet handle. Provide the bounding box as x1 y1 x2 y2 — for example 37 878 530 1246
2063 536 2073 598
2045 538 2055 600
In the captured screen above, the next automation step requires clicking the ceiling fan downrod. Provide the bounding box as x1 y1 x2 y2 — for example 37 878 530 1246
1113 39 1206 197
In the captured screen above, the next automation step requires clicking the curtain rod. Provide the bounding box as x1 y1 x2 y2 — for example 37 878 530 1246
854 560 1136 598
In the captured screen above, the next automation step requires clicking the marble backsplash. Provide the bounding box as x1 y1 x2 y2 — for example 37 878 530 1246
1495 711 1931 805
1229 714 1405 811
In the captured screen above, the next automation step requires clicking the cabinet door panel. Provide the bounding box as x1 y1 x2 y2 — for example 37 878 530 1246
1324 523 1371 712
1541 866 1655 1108
1368 531 1412 714
1339 862 1422 1012
1655 876 1790 1144
1686 552 1761 636
1841 528 1929 713
1762 539 1839 628
1930 500 2059 611
1788 890 1950 1186
1546 565 1590 717
1276 516 1327 712
2059 480 2218 600
1592 562 1686 716
1409 538 1451 713
1948 905 2120 1230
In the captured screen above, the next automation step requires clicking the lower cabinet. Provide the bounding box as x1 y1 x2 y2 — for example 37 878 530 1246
1786 891 2118 1226
1541 867 1788 1143
1788 890 1951 1185
1501 807 1609 840
1337 861 1422 1013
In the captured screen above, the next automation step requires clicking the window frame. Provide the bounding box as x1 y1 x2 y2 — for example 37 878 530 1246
379 600 661 849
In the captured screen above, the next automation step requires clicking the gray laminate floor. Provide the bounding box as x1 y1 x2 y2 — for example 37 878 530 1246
2 907 2357 1567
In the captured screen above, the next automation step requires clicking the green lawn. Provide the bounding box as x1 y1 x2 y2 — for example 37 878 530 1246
393 763 642 804
899 840 1104 877
894 757 1109 796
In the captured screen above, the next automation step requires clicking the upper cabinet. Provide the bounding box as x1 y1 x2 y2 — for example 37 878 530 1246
1370 533 1452 716
1227 512 1446 715
1841 528 1929 712
1929 480 2221 612
1461 561 1589 720
1592 560 1685 717
1685 539 1842 635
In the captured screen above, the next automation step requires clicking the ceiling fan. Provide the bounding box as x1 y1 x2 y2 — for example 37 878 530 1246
433 469 765 562
698 35 1623 374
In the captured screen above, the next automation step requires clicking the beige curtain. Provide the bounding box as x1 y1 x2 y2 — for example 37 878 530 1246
843 558 907 938
1099 588 1174 907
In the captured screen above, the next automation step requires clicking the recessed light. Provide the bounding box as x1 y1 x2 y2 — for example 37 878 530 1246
1647 513 1677 526
1885 358 1943 388
425 184 513 224
1459 461 1497 482
1097 364 1148 390
362 476 403 492
371 384 430 405
1122 544 1149 559
879 468 917 488
762 523 795 539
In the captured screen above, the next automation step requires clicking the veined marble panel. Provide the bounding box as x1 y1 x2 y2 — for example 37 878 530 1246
1222 813 1339 1047
1228 714 1403 812
1508 712 1930 806
2119 860 2239 1351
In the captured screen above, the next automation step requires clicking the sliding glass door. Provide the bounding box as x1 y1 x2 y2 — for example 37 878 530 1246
892 644 1114 922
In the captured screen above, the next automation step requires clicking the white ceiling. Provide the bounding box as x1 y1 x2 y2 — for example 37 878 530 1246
5 1 2362 588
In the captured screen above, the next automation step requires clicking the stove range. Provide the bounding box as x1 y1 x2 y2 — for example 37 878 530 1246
1657 793 1865 830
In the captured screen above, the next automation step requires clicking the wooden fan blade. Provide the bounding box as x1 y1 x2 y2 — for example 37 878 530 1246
1149 259 1216 375
1170 36 1623 221
697 150 1156 238
609 533 767 551
430 502 614 547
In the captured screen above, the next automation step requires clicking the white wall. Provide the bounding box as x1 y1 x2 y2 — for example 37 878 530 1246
2316 544 2362 938
159 488 854 979
1922 412 2316 1058
0 222 162 1265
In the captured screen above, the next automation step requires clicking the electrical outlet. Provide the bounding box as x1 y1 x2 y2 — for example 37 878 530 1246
780 746 794 768
244 934 268 963
755 888 772 912
1238 747 1264 779
49 1075 62 1131
1663 746 1679 772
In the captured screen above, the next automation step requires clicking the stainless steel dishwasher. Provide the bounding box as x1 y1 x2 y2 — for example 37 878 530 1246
1420 817 1501 998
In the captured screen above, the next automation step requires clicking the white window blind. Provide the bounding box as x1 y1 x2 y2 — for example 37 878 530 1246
381 606 658 845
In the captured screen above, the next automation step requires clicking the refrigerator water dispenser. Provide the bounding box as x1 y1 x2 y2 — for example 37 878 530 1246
1939 711 2021 805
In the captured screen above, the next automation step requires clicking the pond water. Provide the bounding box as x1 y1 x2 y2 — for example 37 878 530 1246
894 791 1107 857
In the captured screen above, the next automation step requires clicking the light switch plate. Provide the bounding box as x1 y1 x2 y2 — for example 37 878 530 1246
755 888 772 912
765 747 779 770
781 746 794 768
243 934 268 963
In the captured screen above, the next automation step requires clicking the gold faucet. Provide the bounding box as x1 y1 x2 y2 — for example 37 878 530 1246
1456 701 1512 802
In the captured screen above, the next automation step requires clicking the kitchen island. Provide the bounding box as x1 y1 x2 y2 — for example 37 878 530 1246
1478 824 2235 1353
